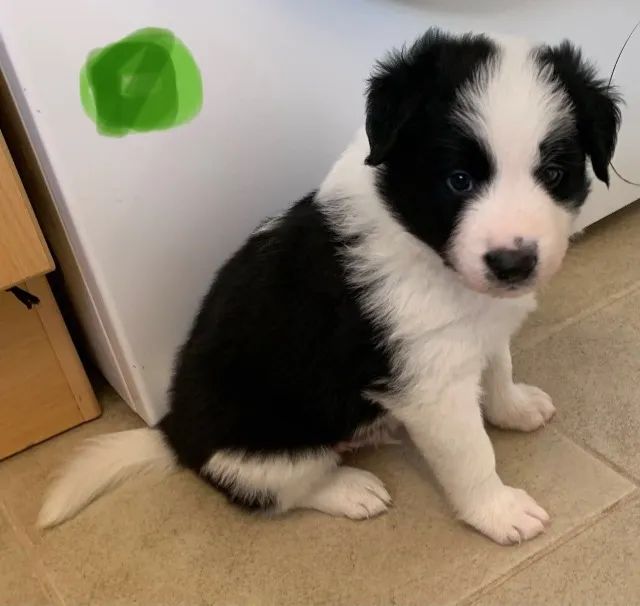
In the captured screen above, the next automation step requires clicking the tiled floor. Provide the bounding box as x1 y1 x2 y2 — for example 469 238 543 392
2 202 640 606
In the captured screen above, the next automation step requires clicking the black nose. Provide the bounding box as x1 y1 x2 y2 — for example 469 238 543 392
484 246 538 284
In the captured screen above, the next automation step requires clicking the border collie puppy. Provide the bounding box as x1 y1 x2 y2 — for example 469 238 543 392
39 29 620 544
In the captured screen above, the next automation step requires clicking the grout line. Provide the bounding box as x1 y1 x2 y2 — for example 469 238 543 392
554 426 640 488
515 279 640 354
461 490 640 605
0 500 67 606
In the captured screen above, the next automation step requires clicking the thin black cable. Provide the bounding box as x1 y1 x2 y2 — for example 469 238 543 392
607 19 640 186
6 286 40 309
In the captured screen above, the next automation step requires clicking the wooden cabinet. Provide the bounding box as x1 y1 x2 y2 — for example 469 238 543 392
0 133 52 290
0 131 100 459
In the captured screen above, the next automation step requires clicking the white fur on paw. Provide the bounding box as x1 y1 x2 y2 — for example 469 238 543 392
487 384 556 432
301 466 391 520
460 484 549 545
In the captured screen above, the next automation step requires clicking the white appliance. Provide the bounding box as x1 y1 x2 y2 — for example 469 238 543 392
0 1 638 424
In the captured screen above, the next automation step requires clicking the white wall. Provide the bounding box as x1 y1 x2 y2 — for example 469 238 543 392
0 0 638 423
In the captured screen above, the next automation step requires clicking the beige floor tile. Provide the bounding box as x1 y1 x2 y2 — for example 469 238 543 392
362 431 634 606
515 289 640 480
516 201 640 349
474 496 640 606
0 507 52 606
3 398 632 606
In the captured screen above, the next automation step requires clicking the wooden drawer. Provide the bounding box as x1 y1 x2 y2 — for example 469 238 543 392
0 94 100 458
0 276 101 458
0 131 53 290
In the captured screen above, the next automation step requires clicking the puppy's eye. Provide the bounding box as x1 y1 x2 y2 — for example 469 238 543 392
541 166 564 187
446 170 474 194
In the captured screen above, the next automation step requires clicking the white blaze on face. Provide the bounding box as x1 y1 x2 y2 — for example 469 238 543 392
449 38 575 295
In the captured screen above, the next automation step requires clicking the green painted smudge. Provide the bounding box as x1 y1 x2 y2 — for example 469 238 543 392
80 28 203 137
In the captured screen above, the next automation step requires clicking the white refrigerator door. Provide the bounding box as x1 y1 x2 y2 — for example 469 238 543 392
0 1 638 424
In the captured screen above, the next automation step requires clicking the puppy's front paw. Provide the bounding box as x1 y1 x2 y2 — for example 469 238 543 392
486 384 556 432
460 483 549 545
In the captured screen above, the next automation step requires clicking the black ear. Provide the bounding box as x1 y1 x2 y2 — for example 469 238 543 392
364 60 421 166
364 32 444 166
537 41 622 186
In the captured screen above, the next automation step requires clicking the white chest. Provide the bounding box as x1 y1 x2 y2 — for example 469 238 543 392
356 236 535 403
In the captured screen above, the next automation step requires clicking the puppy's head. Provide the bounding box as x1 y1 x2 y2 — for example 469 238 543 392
365 29 621 296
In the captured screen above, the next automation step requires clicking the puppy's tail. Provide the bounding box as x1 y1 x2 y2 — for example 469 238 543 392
38 428 176 529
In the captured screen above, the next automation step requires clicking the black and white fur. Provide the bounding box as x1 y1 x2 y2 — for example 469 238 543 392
39 30 620 545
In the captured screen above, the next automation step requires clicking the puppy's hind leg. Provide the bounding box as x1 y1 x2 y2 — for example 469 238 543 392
295 465 391 519
201 449 390 519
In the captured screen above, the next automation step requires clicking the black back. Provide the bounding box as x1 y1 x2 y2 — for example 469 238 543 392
161 194 388 470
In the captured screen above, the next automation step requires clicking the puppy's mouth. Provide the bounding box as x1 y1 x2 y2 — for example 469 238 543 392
484 268 539 297
445 248 554 299
448 262 539 298
485 280 537 298
464 277 536 298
